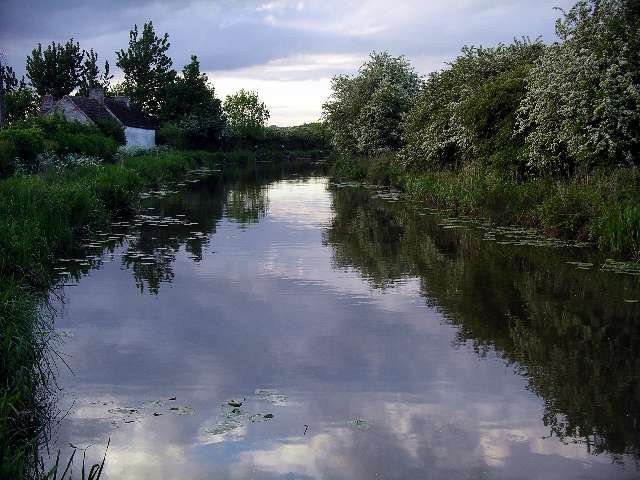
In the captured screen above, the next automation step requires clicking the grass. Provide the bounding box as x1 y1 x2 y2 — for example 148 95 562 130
332 155 640 259
0 148 245 479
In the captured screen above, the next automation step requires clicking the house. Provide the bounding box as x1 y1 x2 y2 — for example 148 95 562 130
41 88 155 148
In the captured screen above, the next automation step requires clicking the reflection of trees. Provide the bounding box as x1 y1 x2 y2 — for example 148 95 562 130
122 161 311 294
224 183 269 226
324 186 640 460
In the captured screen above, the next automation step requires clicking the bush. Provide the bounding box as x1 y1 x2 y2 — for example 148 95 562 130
0 140 17 178
517 0 640 175
95 118 126 145
0 127 45 173
157 122 188 149
400 40 545 174
323 52 422 157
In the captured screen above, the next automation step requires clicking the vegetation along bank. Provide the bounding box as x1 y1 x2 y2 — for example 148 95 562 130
324 0 640 259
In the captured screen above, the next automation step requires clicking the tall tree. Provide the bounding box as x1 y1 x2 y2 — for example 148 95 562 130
323 52 422 156
116 22 176 120
223 89 270 140
78 49 113 96
1 65 39 125
25 39 84 99
163 55 215 121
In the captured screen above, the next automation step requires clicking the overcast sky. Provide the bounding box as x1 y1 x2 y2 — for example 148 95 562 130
1 0 574 125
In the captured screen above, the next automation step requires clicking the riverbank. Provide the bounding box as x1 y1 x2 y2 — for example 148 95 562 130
0 148 323 478
332 155 640 260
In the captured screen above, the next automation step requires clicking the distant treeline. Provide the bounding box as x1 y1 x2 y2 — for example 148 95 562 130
323 0 640 257
0 21 327 159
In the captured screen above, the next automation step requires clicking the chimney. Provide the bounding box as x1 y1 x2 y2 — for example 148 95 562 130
40 95 54 114
89 87 104 104
114 96 130 108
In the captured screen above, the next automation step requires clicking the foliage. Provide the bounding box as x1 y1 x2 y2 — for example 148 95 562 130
517 0 640 175
78 49 113 97
0 117 120 176
94 118 125 145
223 89 270 140
155 57 227 148
264 122 327 150
0 127 45 174
25 39 84 99
1 64 39 125
400 40 545 174
115 22 175 121
323 51 422 156
163 56 216 120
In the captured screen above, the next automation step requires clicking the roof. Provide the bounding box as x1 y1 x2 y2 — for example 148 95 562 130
67 95 154 130
68 96 113 124
104 98 154 130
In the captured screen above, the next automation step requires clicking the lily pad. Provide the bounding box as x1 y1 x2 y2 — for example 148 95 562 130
255 389 288 405
350 418 372 430
169 406 195 415
249 413 274 423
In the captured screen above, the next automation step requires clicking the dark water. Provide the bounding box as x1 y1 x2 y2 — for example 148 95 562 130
48 171 640 479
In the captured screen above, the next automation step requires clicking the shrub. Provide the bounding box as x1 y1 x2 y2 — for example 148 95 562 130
0 127 45 173
400 40 545 174
323 52 422 157
95 117 126 145
517 0 640 175
157 122 188 149
0 140 17 178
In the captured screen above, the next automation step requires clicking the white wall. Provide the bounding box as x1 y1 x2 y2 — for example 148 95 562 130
125 127 156 148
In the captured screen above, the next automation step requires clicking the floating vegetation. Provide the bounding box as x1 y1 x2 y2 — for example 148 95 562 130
169 406 195 415
107 407 143 425
350 419 372 430
566 261 595 270
107 407 139 415
203 405 247 436
227 398 244 408
249 413 274 423
255 389 288 405
601 259 640 276
372 189 402 202
332 181 362 188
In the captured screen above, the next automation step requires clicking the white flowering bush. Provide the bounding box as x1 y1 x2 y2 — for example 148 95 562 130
15 151 103 174
114 144 171 162
323 52 423 156
400 40 545 173
517 0 640 175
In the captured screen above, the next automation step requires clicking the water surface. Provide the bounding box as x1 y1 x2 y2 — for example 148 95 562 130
49 172 640 479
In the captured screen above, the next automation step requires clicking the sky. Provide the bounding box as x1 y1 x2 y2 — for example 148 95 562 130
1 0 575 126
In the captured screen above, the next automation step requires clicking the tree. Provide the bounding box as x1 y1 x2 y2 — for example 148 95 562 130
116 22 176 120
157 55 226 148
401 40 545 173
163 55 216 121
26 39 84 99
323 51 422 156
78 49 113 96
517 0 640 175
223 89 270 140
1 64 39 125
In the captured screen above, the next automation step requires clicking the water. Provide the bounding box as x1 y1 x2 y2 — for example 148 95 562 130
47 172 640 479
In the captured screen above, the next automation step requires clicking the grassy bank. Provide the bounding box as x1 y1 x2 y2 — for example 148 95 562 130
0 148 263 478
332 155 640 259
